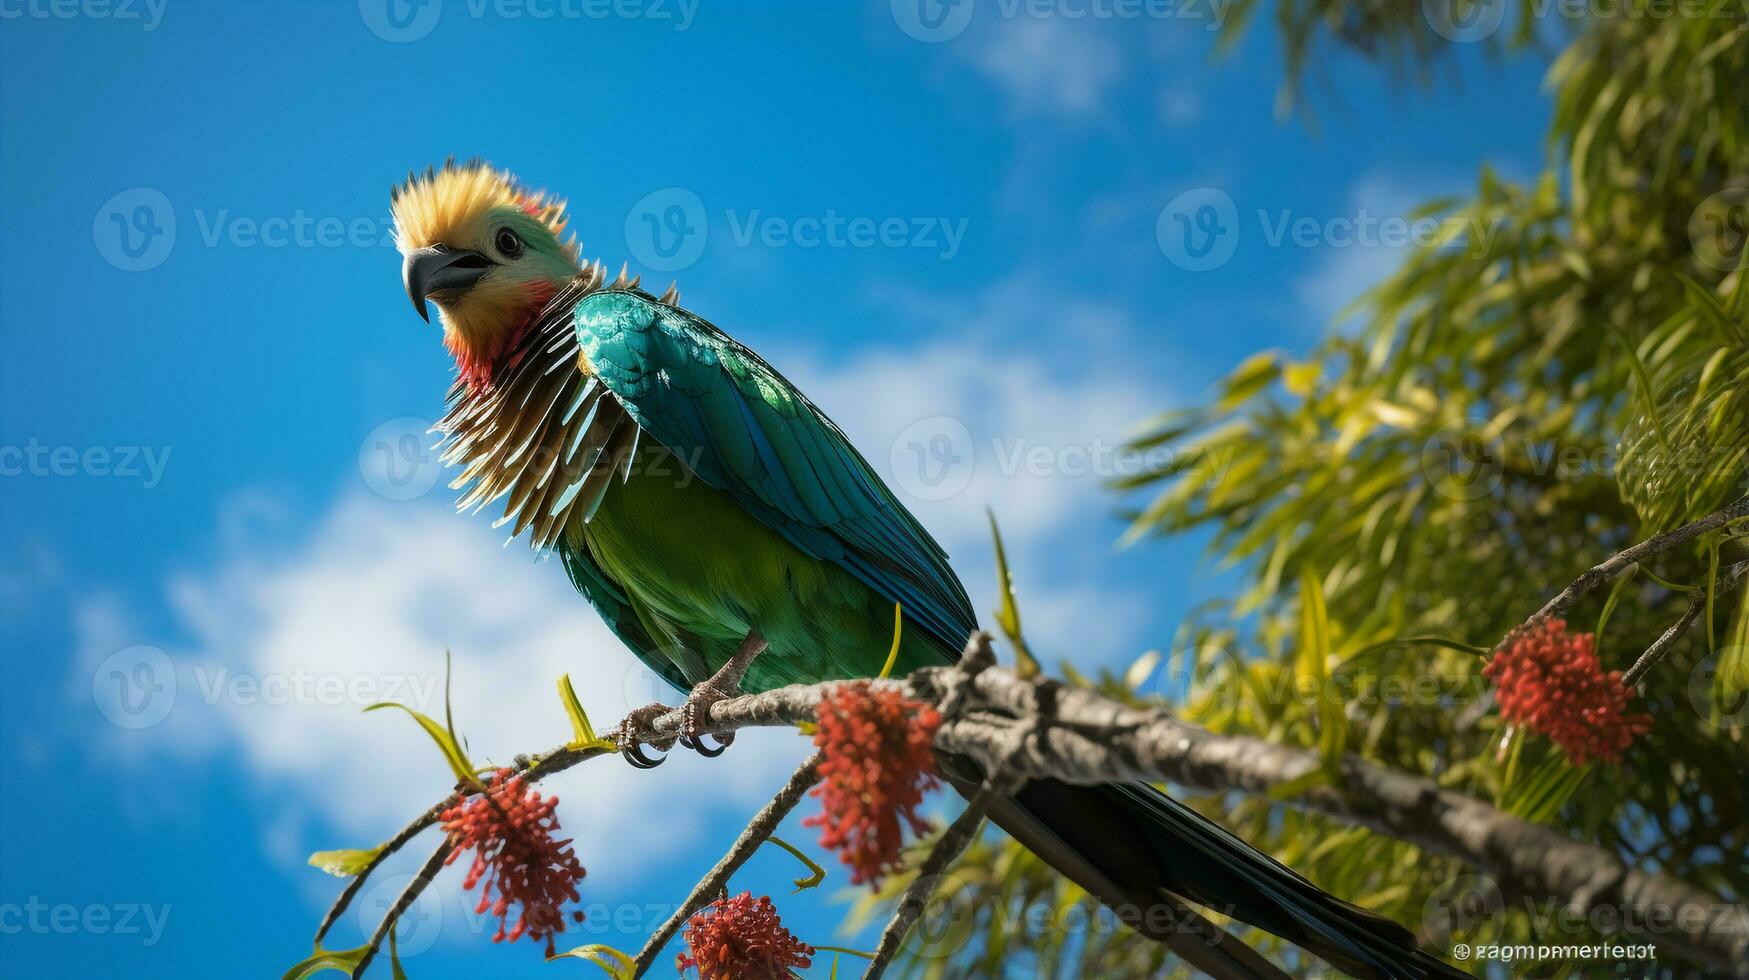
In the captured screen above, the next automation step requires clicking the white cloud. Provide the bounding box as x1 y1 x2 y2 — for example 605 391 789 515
969 18 1125 119
780 276 1168 659
75 494 803 891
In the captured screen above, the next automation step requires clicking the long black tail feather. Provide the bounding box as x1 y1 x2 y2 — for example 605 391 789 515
948 765 1468 979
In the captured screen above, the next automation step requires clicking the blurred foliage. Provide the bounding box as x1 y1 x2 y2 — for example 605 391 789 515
865 4 1749 978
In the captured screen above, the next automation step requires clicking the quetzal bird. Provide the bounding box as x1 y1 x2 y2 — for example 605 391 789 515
391 160 1463 980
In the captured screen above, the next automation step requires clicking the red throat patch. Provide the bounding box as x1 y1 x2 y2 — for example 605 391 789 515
446 281 560 392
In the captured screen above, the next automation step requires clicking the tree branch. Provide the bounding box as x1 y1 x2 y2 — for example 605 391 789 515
319 632 1749 974
630 752 825 978
1623 559 1749 686
1532 495 1749 624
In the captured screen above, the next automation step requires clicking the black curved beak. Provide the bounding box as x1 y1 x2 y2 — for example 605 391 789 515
403 246 492 322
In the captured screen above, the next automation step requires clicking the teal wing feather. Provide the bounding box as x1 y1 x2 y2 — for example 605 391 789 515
556 538 690 690
573 288 978 657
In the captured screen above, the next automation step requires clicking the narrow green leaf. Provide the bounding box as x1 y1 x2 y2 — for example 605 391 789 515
1677 272 1749 346
549 944 637 978
988 510 1040 679
390 923 409 980
1267 767 1333 801
307 844 385 878
1594 564 1639 654
364 702 481 791
280 945 369 980
557 674 614 751
1124 650 1162 692
1298 569 1345 776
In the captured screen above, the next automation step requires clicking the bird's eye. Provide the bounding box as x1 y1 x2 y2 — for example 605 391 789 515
495 227 524 259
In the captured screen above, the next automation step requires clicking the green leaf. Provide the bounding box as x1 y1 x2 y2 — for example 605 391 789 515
549 943 637 978
763 834 827 892
557 674 615 751
364 702 481 791
281 944 370 980
1267 766 1334 801
1504 754 1591 823
1124 650 1162 692
1594 563 1638 654
988 510 1040 679
390 923 409 980
1677 272 1749 346
307 844 386 878
1298 569 1345 777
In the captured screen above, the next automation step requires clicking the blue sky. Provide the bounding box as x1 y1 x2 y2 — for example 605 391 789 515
0 2 1553 976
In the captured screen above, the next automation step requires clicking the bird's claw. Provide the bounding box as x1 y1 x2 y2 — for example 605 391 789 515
679 731 734 757
612 703 674 769
612 676 745 769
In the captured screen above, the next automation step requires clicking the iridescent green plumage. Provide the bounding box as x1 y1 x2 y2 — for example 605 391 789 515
400 162 1470 980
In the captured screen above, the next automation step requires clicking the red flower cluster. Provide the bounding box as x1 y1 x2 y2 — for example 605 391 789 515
802 681 942 888
675 892 814 980
1484 618 1653 765
439 768 586 955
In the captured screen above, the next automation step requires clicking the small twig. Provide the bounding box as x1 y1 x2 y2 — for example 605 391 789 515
1532 495 1749 624
1623 560 1749 686
631 752 825 978
352 840 453 978
862 763 1016 979
314 799 450 946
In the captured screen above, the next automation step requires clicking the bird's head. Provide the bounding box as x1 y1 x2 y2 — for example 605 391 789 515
392 159 582 389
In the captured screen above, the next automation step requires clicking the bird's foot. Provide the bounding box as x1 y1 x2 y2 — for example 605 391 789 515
611 703 676 769
610 682 738 768
677 682 737 758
